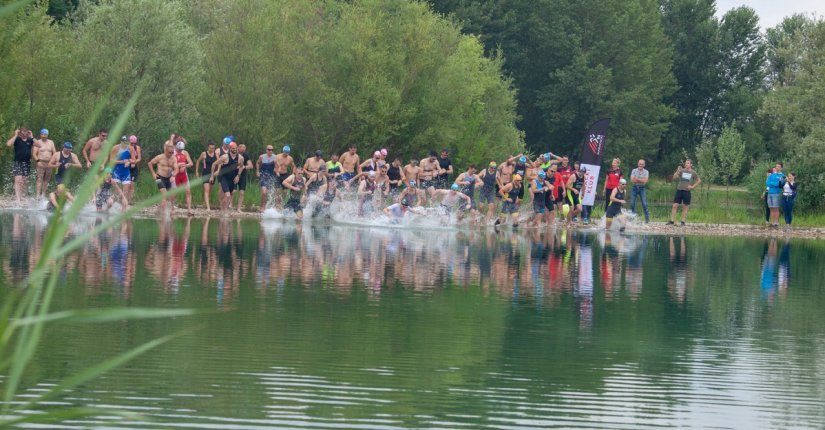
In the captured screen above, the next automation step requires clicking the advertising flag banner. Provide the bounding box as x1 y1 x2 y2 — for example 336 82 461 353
579 119 610 206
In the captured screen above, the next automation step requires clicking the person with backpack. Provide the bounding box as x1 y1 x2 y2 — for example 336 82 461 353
765 162 786 228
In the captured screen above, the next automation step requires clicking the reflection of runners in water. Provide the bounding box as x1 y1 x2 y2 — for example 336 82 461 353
605 178 627 231
282 166 306 220
497 174 523 227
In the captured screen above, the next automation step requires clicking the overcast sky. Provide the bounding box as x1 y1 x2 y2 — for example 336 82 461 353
715 0 821 29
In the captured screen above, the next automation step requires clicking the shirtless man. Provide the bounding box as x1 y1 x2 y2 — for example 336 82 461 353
147 141 180 213
339 144 361 186
82 128 108 168
211 142 245 213
33 128 56 198
419 151 443 202
303 150 325 174
401 158 424 201
498 157 515 188
274 145 295 209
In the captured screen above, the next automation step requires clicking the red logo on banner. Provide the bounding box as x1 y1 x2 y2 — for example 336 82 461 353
588 134 604 155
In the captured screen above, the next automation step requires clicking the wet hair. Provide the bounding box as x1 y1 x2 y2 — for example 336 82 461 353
99 128 108 134
207 139 215 146
429 150 438 157
789 171 796 177
468 164 476 170
776 162 784 168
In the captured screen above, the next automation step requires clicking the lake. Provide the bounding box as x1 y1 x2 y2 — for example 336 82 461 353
1 211 823 429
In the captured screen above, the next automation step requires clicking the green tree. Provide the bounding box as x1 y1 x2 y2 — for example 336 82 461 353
760 17 825 211
432 0 676 162
72 0 203 148
196 0 522 166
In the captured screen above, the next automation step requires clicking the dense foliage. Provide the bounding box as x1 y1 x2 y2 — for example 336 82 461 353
0 0 523 169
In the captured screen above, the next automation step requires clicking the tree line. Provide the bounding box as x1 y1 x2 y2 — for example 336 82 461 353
2 0 825 211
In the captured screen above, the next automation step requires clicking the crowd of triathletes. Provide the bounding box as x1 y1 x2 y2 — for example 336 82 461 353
7 127 724 229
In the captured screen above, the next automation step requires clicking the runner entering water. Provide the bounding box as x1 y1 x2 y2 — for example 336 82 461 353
196 140 218 210
49 141 81 186
282 166 306 220
256 145 277 212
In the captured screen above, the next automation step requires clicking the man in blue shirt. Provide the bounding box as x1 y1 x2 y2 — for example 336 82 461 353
765 162 786 228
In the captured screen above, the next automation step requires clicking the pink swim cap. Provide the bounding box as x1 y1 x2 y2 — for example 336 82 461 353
373 150 381 158
380 148 388 157
128 135 137 144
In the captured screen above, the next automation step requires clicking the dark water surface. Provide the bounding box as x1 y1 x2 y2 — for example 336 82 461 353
1 211 824 429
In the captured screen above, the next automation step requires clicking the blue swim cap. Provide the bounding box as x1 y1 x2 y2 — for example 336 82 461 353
283 145 291 153
519 156 527 163
544 152 551 159
40 128 48 136
451 183 460 191
227 135 235 141
223 137 231 145
538 170 546 178
63 141 73 150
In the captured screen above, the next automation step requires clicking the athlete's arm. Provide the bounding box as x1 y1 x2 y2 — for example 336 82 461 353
255 155 263 176
195 152 205 176
283 175 299 191
5 129 17 147
132 146 142 164
211 155 226 177
691 174 701 190
82 138 93 166
70 154 82 168
185 151 194 169
47 152 60 169
148 155 161 178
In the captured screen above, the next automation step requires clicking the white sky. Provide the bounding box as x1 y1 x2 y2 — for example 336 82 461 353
715 0 821 29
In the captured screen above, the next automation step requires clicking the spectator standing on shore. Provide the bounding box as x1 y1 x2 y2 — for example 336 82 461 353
629 159 650 223
668 159 701 226
765 162 786 228
762 167 773 225
782 172 797 226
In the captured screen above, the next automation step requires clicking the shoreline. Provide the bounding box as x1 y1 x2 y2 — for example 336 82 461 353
1 198 822 240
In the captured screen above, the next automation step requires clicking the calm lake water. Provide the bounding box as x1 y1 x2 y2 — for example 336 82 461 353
1 211 824 429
